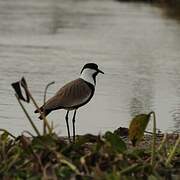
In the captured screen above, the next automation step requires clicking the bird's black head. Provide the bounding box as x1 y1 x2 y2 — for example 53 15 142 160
80 63 104 74
80 63 104 86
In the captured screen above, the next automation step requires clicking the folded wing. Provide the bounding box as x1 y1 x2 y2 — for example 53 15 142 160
43 78 92 111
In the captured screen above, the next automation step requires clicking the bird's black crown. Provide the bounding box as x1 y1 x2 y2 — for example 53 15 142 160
81 63 98 73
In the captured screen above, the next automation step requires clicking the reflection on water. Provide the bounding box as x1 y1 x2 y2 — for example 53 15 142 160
129 58 154 117
0 0 180 135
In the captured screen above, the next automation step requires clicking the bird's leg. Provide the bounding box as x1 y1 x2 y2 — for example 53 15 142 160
72 109 77 143
65 110 71 143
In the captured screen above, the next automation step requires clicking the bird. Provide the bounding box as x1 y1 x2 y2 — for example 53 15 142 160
35 63 104 142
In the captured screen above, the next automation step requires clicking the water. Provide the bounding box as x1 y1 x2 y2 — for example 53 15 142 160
0 0 180 136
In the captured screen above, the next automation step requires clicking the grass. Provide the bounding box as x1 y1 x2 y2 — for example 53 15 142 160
0 130 179 179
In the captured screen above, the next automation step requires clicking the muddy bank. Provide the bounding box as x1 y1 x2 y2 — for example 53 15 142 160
116 0 180 20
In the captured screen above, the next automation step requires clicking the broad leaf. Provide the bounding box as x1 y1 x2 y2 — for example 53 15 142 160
104 131 127 153
129 113 151 146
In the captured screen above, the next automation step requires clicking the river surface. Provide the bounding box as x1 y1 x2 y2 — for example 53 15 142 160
0 0 180 136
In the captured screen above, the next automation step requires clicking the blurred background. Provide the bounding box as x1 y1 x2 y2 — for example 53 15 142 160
0 0 180 136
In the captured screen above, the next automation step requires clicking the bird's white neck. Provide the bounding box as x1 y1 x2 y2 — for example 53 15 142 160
80 69 96 86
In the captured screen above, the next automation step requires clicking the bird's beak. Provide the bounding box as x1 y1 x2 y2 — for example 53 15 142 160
98 69 104 74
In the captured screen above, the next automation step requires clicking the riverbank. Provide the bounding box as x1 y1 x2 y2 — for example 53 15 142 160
116 0 180 20
116 0 180 3
0 128 179 179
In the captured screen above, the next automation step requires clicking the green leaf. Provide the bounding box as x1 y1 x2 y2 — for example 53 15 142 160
31 134 58 150
1 131 9 142
148 175 159 180
105 171 121 180
129 113 151 146
104 131 127 153
56 166 74 179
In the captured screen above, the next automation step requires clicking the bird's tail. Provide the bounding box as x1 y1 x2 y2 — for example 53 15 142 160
34 106 51 119
34 106 43 113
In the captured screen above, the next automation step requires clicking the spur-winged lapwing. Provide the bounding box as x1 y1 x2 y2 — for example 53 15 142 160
35 63 104 142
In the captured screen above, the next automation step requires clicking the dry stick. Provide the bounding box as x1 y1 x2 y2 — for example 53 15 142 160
43 81 55 135
29 146 44 172
157 133 167 152
120 163 139 175
150 111 156 166
24 87 52 133
165 134 180 167
150 133 168 168
0 129 16 139
80 154 91 175
15 94 41 136
144 133 175 166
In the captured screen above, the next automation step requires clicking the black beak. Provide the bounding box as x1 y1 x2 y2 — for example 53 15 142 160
97 69 104 74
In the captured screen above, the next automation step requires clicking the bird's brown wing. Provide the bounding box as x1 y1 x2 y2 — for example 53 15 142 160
43 78 92 111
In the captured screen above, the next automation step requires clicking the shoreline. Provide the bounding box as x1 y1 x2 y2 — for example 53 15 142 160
0 126 179 179
116 0 180 20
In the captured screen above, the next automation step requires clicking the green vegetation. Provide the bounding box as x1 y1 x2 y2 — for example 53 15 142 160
0 78 178 179
0 129 179 179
